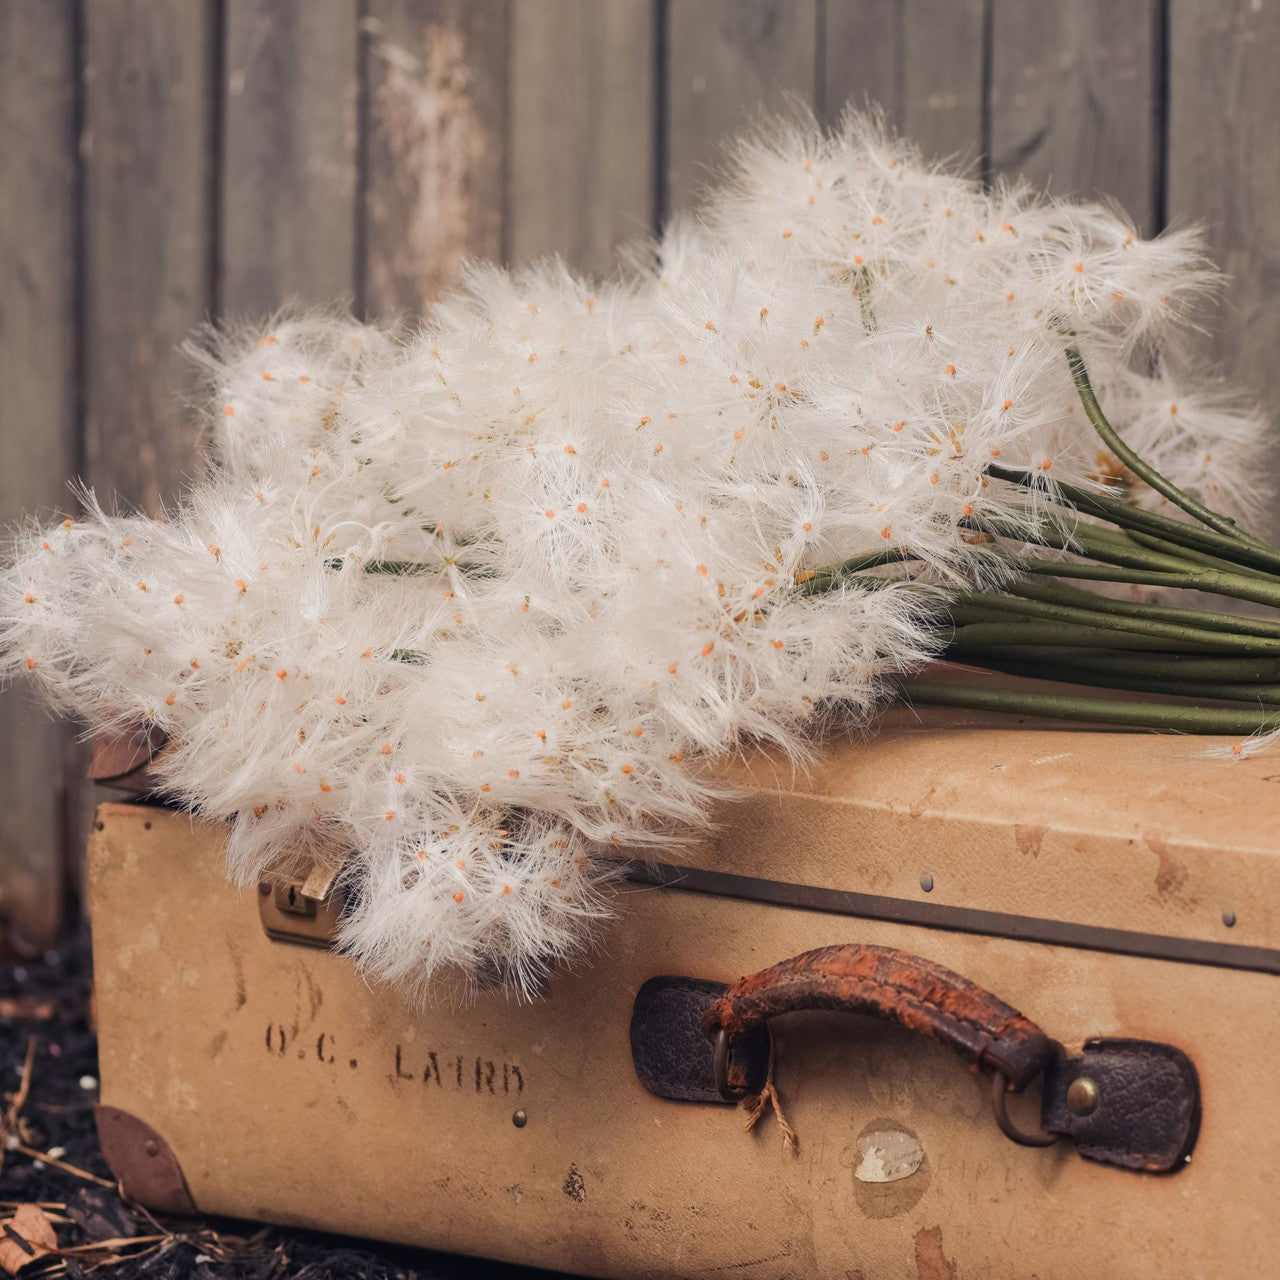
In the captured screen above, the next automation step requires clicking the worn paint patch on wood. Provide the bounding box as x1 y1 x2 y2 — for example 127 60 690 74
363 1 507 313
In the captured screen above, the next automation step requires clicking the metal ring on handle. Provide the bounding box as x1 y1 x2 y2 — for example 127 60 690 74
991 1070 1059 1147
712 1028 751 1102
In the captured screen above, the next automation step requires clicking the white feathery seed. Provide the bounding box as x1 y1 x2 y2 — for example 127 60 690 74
0 111 1268 999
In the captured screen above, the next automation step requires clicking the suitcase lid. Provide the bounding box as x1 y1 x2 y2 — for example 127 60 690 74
89 676 1280 967
653 688 1280 968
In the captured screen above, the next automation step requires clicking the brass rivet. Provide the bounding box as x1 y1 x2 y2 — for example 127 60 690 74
258 881 272 897
1066 1076 1100 1117
919 873 934 893
512 1109 528 1129
1222 908 1237 928
144 1139 160 1157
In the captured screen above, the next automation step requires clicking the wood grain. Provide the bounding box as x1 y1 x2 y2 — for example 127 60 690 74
222 0 360 314
824 0 985 167
821 0 901 126
82 0 215 513
666 0 818 215
990 0 1162 233
509 0 656 277
0 0 78 949
1169 0 1280 535
362 0 510 315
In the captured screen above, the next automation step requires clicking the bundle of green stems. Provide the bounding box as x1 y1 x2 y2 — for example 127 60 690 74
810 347 1280 738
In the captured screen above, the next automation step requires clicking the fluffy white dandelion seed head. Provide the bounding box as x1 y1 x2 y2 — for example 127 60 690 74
0 111 1268 997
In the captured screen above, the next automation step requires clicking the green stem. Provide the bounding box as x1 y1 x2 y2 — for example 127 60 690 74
364 559 434 576
1122 530 1279 583
1066 345 1265 545
895 677 1280 735
1017 556 1280 612
988 462 1280 575
797 548 917 594
327 557 492 578
973 517 1280 608
947 622 1248 652
971 517 1183 572
391 648 427 664
1003 578 1280 639
945 644 1280 683
952 651 1280 705
953 589 1280 653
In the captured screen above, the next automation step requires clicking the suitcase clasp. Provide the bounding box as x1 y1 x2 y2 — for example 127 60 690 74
257 865 344 948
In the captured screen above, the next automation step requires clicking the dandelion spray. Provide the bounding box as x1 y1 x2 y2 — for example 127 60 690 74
3 111 1277 996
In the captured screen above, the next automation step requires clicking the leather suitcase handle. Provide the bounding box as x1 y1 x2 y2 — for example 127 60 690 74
699 943 1056 1093
634 948 1201 1171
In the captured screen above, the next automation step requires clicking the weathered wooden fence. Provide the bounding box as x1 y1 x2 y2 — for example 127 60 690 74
1 0 1276 947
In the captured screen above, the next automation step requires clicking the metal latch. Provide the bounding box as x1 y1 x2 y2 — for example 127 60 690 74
257 864 344 948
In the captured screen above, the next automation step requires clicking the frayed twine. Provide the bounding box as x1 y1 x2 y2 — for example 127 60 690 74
741 1041 799 1153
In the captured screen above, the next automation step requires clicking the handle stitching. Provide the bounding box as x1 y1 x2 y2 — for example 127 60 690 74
725 972 1031 1045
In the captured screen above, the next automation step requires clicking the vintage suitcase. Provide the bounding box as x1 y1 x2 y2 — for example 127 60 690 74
87 709 1280 1278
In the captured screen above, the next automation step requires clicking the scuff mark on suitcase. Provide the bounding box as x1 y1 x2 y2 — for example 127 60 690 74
1146 831 1190 901
227 938 247 1010
293 962 323 1027
562 1164 586 1201
207 1029 227 1060
693 1240 793 1271
912 1226 957 1280
908 785 937 819
1014 823 1047 858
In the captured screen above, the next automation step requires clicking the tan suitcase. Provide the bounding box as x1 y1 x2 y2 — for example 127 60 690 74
88 712 1280 1278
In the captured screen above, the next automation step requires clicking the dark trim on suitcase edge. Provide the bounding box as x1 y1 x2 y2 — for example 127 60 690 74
623 861 1280 976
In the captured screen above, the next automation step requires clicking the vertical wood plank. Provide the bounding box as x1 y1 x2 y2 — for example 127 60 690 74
222 0 360 314
78 2 217 909
823 0 985 165
508 0 655 277
0 0 77 949
989 1 1161 233
363 0 510 315
898 0 985 163
667 0 819 214
82 0 215 512
821 0 901 125
1169 0 1280 534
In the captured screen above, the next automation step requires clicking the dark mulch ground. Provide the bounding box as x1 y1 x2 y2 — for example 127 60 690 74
0 936 569 1279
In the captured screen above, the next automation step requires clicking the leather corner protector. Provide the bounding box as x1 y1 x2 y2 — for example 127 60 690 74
94 1104 197 1214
